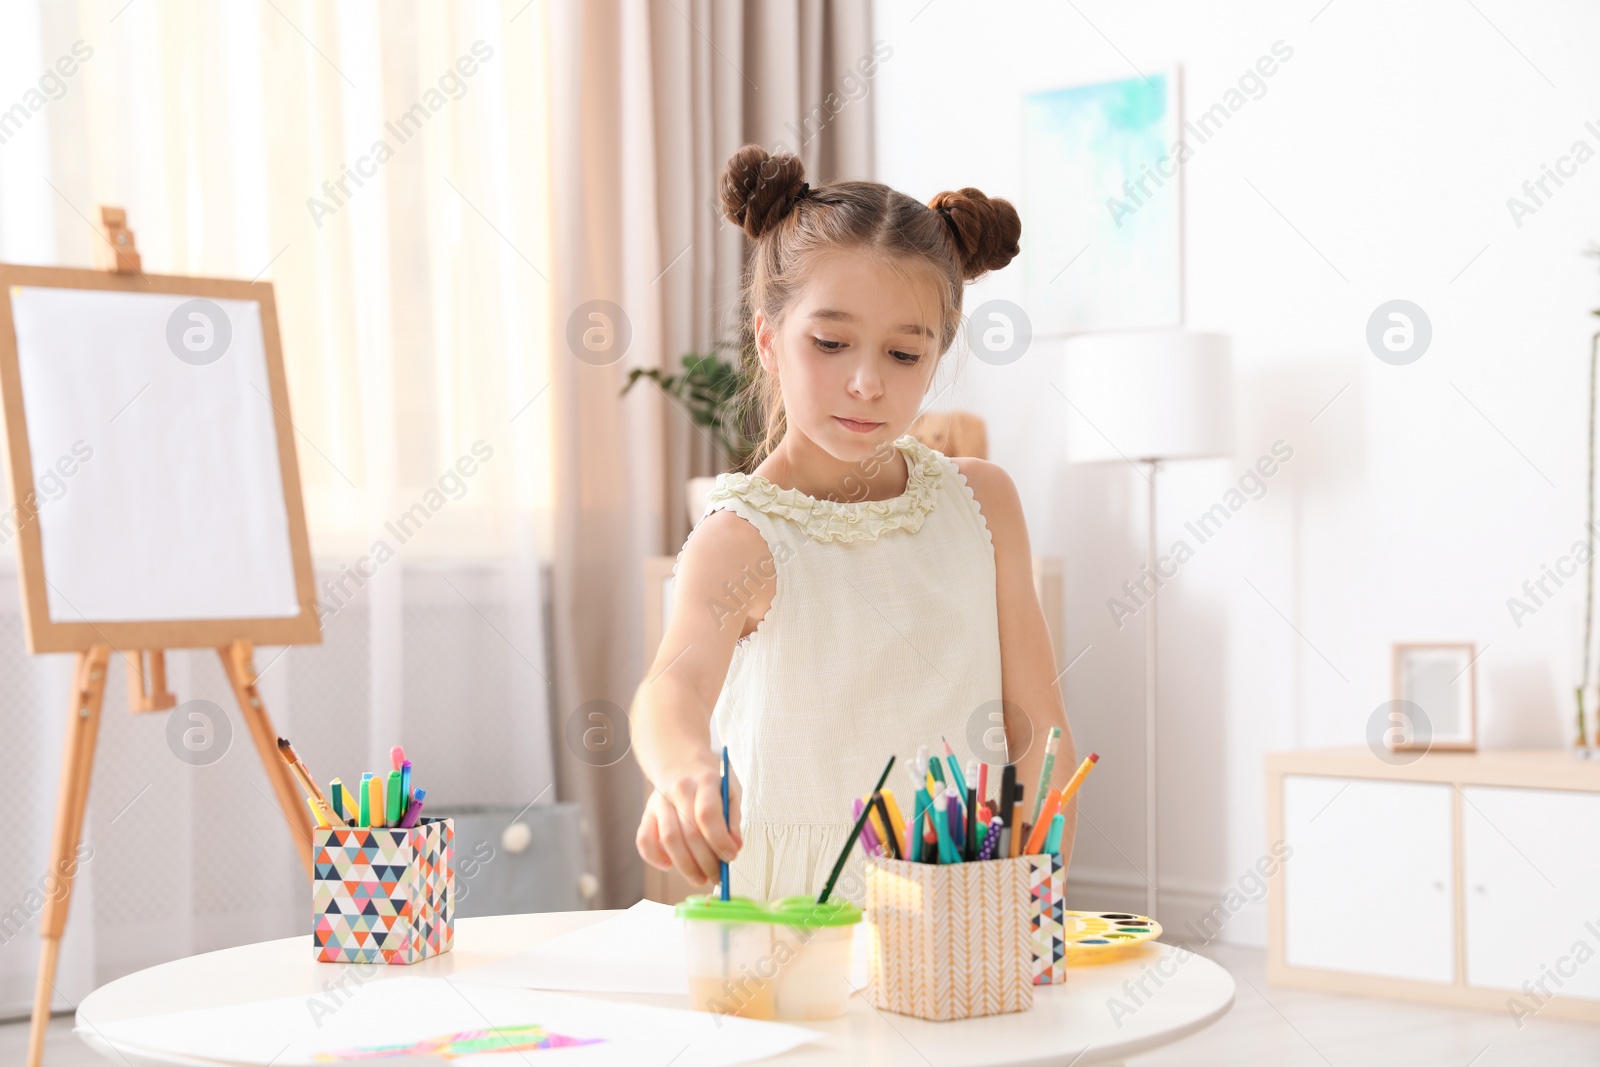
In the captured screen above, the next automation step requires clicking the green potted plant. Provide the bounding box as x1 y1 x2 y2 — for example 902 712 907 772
622 343 758 522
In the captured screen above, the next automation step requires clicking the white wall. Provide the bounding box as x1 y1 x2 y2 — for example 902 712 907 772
871 0 1600 946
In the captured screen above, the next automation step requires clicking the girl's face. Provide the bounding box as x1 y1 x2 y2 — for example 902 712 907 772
754 249 944 465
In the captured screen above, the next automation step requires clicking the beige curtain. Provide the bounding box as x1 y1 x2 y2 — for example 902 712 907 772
546 0 875 908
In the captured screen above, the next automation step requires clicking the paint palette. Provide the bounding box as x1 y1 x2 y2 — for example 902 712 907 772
1061 911 1161 964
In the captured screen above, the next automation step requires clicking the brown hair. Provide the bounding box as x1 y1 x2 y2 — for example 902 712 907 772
720 144 1020 470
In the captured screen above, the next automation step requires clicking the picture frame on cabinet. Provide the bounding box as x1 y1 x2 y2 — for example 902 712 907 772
1390 642 1478 752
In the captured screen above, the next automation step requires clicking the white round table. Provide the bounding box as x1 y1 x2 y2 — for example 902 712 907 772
75 910 1234 1067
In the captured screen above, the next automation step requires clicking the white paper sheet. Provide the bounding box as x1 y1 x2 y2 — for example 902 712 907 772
9 285 301 622
86 976 820 1066
453 899 871 996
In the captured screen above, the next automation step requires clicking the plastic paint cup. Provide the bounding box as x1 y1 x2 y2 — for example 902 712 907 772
677 895 862 1021
678 896 778 1020
767 896 862 1020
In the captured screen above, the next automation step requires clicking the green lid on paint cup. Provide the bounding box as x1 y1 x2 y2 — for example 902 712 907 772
675 894 773 923
768 895 862 928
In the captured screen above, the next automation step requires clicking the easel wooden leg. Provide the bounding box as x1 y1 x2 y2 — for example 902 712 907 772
27 646 110 1067
218 640 314 879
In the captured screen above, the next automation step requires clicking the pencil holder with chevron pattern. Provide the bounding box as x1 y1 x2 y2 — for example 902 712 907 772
862 854 1035 1020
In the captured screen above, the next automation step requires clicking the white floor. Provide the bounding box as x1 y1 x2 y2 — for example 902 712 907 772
6 943 1599 1066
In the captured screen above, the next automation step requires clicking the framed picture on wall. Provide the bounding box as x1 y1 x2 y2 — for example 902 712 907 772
1021 67 1183 335
1390 642 1478 752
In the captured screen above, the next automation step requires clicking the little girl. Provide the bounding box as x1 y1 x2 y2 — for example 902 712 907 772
631 144 1075 903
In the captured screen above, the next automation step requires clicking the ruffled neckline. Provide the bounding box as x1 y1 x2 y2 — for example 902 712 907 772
705 435 943 543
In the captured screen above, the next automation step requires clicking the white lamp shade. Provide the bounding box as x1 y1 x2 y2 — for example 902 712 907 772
1061 330 1234 464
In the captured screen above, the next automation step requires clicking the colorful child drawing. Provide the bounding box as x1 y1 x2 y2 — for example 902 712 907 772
314 1023 604 1060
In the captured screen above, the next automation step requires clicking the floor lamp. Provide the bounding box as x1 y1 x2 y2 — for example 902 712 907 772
1061 330 1233 920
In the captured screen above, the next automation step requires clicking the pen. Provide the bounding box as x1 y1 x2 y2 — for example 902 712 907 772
999 763 1016 826
932 790 958 863
1009 781 1025 858
965 784 978 860
977 762 989 810
1032 727 1062 825
945 786 964 858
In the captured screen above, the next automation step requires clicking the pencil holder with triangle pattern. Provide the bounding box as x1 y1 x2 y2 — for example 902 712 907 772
1030 851 1068 985
312 816 454 964
862 853 1036 1020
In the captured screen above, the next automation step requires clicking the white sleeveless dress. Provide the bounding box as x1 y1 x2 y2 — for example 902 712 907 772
679 434 1002 905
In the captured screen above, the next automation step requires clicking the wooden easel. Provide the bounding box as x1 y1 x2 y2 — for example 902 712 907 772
13 210 321 1067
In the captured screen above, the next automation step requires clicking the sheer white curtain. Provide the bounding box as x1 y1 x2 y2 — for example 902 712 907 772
0 0 555 1015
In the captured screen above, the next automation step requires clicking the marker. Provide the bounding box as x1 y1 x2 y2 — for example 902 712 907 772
1043 812 1065 855
359 772 374 827
398 788 427 829
329 778 347 823
977 762 989 810
932 791 958 863
391 745 406 772
385 770 404 824
999 763 1017 826
977 816 1004 861
1025 788 1063 854
854 798 881 855
1032 727 1062 825
368 774 387 828
401 759 412 807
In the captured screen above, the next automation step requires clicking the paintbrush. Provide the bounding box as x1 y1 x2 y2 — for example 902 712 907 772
277 737 344 827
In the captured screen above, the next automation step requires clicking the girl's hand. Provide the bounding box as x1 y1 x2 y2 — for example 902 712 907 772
636 760 743 886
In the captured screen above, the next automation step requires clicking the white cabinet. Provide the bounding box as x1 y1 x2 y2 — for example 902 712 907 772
1462 785 1600 1000
1282 776 1455 983
1267 748 1600 1022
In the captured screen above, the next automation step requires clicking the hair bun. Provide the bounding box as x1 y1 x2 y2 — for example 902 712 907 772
927 188 1021 281
721 145 808 240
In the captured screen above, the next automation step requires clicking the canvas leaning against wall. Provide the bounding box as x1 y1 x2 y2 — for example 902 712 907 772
1023 69 1183 335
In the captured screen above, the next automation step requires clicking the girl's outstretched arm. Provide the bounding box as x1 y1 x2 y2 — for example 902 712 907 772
630 508 772 886
952 457 1078 871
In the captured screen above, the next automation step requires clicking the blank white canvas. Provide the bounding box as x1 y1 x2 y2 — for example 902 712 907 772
9 285 301 622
